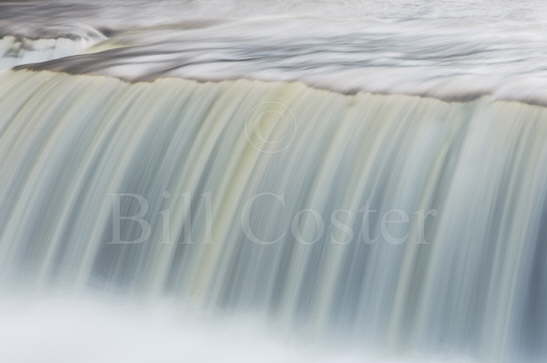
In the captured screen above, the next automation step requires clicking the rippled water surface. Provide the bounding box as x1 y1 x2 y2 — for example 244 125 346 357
2 1 547 101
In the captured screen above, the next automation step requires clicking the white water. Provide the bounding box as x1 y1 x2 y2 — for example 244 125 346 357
3 1 547 102
0 294 479 363
0 36 100 70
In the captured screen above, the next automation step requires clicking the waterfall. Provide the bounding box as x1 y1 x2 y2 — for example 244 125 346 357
1 69 547 362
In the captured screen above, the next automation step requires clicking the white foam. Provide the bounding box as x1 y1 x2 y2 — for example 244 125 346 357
10 14 547 104
3 1 547 103
0 36 100 70
0 294 478 363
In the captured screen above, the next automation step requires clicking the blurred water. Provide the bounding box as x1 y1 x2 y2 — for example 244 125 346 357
2 1 547 102
1 70 547 362
1 2 547 363
0 294 480 363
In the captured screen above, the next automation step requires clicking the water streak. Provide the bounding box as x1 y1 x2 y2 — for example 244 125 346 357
1 70 546 362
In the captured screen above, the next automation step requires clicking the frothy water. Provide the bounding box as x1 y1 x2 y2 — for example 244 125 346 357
0 36 100 70
0 294 479 363
3 1 547 102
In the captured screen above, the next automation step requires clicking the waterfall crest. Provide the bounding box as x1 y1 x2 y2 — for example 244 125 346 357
1 70 547 361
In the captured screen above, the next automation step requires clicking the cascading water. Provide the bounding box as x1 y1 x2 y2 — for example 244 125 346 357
1 1 547 363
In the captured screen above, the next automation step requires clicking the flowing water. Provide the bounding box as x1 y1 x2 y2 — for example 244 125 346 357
1 1 547 362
